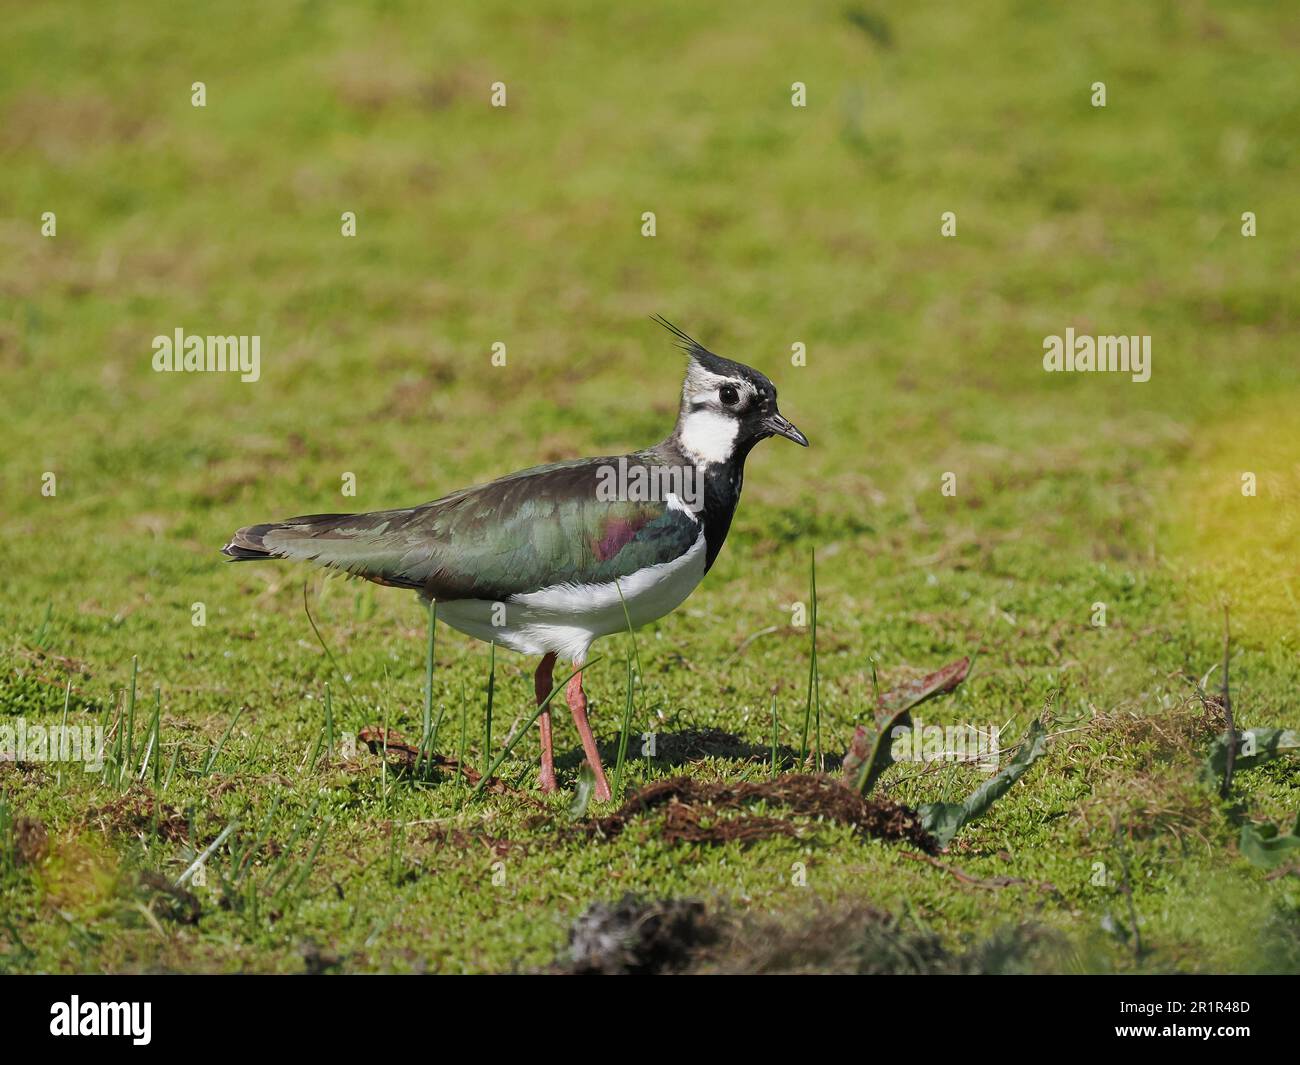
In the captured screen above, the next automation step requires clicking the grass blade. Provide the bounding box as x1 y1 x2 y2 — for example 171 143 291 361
32 601 52 648
324 683 336 764
303 581 359 714
770 692 779 779
138 687 162 783
484 641 496 764
456 681 469 806
123 656 138 788
611 581 640 801
203 706 246 775
421 600 438 774
263 800 321 893
162 744 180 792
56 679 71 787
176 819 239 887
304 726 324 774
612 651 635 800
799 550 818 766
277 818 332 901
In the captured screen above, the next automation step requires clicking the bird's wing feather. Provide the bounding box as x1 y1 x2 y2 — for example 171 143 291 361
245 456 701 600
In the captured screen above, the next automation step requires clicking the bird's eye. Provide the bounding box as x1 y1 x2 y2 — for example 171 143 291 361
719 385 740 406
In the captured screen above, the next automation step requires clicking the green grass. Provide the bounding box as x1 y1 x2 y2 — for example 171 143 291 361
1 0 1299 973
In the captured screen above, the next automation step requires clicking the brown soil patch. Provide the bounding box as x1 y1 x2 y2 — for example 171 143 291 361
84 791 190 843
585 772 938 852
13 815 49 865
137 871 202 925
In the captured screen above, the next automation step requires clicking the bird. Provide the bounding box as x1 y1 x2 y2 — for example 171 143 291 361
222 318 808 801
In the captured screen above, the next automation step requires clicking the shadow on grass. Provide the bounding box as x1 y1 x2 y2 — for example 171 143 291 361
553 727 841 774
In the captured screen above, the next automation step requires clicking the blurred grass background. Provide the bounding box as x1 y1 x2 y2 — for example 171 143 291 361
1 0 1298 972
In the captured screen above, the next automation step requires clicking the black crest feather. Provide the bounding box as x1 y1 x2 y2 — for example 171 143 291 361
651 315 715 361
650 314 774 390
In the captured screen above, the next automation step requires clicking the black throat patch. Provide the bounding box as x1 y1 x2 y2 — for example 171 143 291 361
698 460 744 571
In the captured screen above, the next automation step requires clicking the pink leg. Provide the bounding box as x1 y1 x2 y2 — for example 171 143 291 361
567 667 612 802
535 653 558 793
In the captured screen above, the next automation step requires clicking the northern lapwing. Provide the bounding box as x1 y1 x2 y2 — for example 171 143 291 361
222 319 808 801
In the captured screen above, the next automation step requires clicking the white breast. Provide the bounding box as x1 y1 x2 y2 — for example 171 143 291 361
435 530 708 662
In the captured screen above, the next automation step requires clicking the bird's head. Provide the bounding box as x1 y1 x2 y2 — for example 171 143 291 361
655 316 809 466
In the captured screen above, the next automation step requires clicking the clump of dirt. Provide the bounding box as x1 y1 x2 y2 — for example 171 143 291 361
357 726 444 770
300 940 344 975
0 760 48 781
555 896 1060 975
137 870 201 924
13 815 48 865
585 773 938 853
427 773 933 858
358 732 938 854
84 791 190 842
564 894 718 975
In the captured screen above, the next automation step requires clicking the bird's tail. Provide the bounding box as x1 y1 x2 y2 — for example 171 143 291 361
222 513 352 561
221 510 426 590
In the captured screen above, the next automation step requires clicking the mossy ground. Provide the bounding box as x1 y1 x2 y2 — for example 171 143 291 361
1 1 1298 973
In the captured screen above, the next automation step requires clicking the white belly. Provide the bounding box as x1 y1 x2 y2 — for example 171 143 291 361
434 531 708 662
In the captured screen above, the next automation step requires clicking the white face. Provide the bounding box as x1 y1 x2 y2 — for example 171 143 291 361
679 408 739 465
678 365 758 465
